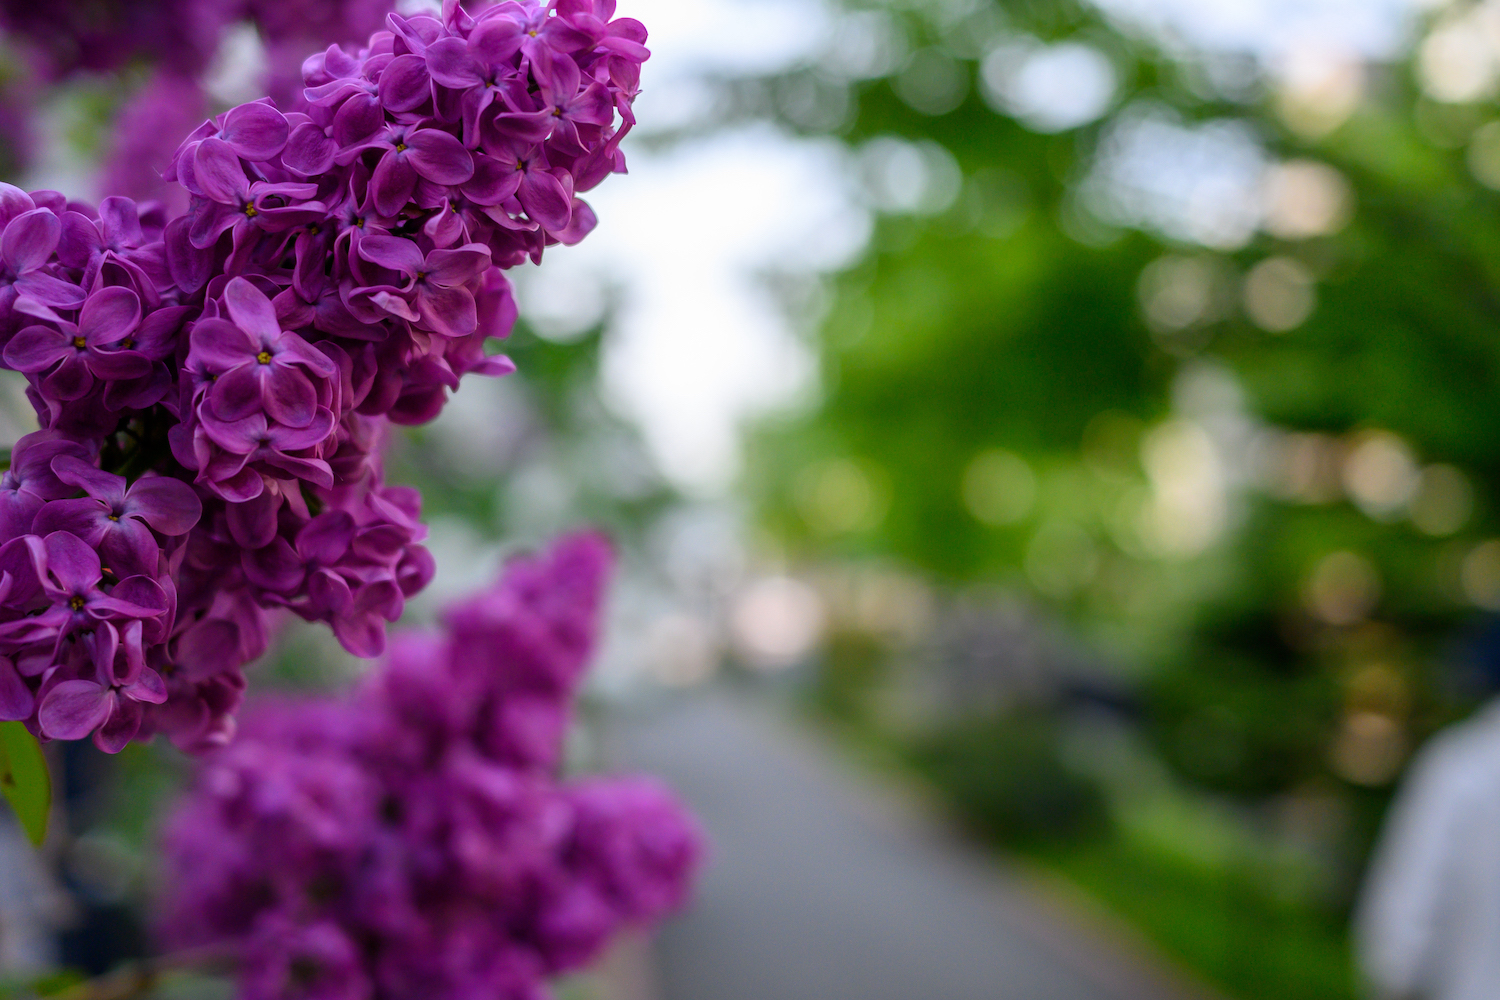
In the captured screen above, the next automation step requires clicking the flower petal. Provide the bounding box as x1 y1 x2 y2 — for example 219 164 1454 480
189 317 257 371
262 364 318 428
2 209 61 274
220 102 289 161
357 235 424 276
425 36 484 89
242 537 305 594
38 680 112 740
79 286 142 346
86 349 154 381
405 129 474 185
370 151 419 218
282 123 338 177
417 284 477 338
192 138 250 204
469 16 525 68
519 168 573 232
42 530 102 594
124 476 202 536
32 497 110 546
15 273 86 309
223 276 282 343
425 245 492 286
98 196 144 247
209 364 267 422
379 54 432 112
41 356 94 401
98 517 161 579
331 93 384 147
51 456 127 507
3 325 72 373
0 657 33 722
225 489 281 549
297 511 355 564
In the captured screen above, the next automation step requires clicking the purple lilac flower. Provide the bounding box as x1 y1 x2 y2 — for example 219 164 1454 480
0 432 91 537
159 536 702 1000
33 457 200 578
0 0 648 757
0 0 230 79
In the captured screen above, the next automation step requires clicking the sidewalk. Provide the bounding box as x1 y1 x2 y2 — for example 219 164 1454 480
600 687 1223 1000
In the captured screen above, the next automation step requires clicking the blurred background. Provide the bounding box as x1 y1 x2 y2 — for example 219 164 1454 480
5 0 1500 997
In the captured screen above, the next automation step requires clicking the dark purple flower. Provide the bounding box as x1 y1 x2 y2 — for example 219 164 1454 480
533 51 615 156
159 536 699 1000
243 510 354 602
4 286 153 402
196 409 336 502
57 196 169 290
241 918 372 1000
0 206 84 324
0 0 654 760
0 530 171 681
188 277 338 427
480 140 574 235
184 138 323 251
32 457 200 578
354 237 491 337
563 776 703 923
339 122 474 217
0 431 91 537
37 625 170 753
424 17 533 146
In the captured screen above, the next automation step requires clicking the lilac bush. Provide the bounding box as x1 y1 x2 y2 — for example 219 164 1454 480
159 535 702 1000
0 0 649 754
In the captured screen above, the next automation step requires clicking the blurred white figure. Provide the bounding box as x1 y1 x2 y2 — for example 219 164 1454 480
1356 699 1500 1000
0 816 66 972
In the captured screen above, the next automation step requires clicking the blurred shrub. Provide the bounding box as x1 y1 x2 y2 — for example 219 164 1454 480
907 713 1110 846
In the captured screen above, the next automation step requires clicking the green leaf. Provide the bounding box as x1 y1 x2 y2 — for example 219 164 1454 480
0 721 49 847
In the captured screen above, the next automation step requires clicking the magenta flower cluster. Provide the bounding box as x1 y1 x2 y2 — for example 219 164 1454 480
0 0 389 91
0 0 649 754
159 535 701 1000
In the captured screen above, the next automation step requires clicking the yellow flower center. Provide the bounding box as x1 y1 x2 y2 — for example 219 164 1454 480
72 336 86 349
69 596 85 611
257 350 273 364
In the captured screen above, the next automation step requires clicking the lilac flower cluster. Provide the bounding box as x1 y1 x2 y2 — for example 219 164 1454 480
0 0 387 85
160 535 701 1000
0 1 648 754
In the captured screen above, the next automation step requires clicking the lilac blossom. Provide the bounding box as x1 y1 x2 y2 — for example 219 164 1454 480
354 237 491 337
0 0 649 763
32 458 200 578
4 286 151 401
159 537 702 1000
190 278 338 428
0 431 91 537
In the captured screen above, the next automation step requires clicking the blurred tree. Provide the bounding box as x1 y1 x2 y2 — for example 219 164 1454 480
741 0 1500 994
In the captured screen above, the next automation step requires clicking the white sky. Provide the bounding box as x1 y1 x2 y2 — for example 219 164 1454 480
513 0 860 494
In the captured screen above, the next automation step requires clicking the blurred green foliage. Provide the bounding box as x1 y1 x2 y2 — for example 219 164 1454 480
909 712 1110 844
743 0 1500 994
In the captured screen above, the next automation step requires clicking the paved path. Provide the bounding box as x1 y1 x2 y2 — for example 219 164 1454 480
601 688 1219 1000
